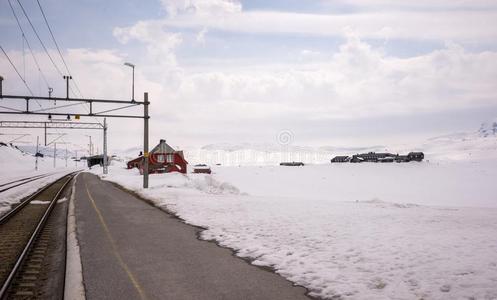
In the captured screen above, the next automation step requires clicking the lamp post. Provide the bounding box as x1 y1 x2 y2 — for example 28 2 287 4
124 62 135 101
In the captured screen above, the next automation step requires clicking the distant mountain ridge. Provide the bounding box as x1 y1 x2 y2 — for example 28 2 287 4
16 145 78 158
5 118 497 165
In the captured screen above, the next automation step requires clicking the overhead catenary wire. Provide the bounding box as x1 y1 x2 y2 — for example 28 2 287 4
2 9 108 153
1 45 69 145
6 2 110 153
6 0 46 110
1 45 35 96
13 0 103 127
35 0 85 98
8 0 51 90
6 1 70 145
15 0 64 78
35 0 103 126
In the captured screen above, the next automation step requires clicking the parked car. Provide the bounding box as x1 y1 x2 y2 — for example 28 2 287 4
193 164 212 174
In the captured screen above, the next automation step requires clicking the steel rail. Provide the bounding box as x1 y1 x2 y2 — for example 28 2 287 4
0 173 51 188
0 173 53 193
0 171 79 224
0 172 77 299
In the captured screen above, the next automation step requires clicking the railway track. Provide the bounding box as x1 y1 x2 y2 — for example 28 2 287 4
0 172 78 299
0 173 55 194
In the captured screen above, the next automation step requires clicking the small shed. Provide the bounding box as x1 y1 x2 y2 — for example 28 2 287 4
87 155 105 168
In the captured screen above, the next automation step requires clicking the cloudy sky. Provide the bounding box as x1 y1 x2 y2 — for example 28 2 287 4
1 0 497 153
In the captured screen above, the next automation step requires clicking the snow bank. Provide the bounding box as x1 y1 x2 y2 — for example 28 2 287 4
0 144 79 216
92 160 497 300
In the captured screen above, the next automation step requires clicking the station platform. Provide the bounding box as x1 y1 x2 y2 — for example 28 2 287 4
73 173 310 300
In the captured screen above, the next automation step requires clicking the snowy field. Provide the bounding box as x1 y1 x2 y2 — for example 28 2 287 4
2 123 497 300
92 160 497 300
0 145 79 216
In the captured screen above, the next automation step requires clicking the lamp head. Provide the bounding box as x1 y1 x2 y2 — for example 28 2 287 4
124 62 135 68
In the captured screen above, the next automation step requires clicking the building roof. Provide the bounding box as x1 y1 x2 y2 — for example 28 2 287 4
151 139 175 154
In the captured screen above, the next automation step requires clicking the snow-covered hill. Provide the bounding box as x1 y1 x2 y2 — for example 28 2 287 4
422 119 497 161
17 144 79 159
183 119 497 165
0 143 77 176
479 119 497 137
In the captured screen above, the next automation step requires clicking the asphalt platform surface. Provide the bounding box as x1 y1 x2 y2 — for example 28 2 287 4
74 172 310 300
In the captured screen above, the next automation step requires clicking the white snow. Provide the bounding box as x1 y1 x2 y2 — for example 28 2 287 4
65 175 86 300
91 156 497 300
0 144 80 216
4 120 497 300
30 200 49 205
173 120 497 166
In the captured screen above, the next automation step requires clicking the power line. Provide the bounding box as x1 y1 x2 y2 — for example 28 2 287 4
2 4 108 151
1 44 63 146
14 0 102 127
15 0 64 77
1 45 35 96
6 1 69 145
8 0 51 90
35 0 85 98
35 0 103 126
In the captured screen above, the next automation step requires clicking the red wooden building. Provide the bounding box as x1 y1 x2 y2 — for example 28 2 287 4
127 139 188 174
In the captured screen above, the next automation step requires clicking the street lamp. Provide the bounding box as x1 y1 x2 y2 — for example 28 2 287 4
124 62 135 101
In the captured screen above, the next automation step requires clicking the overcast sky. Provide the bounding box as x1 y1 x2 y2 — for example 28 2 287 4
1 0 497 153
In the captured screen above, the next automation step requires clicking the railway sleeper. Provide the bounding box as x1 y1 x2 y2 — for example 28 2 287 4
5 178 71 300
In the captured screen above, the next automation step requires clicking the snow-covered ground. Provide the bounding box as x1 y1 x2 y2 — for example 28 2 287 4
174 120 497 166
3 119 497 299
91 156 497 300
0 144 79 216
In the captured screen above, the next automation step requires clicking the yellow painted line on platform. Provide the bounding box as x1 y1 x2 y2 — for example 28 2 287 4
84 179 148 300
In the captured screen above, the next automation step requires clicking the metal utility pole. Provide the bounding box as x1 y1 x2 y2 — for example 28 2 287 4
124 62 135 101
143 92 149 188
103 118 108 175
1 76 150 187
86 135 92 156
63 75 72 99
35 136 39 171
53 143 56 168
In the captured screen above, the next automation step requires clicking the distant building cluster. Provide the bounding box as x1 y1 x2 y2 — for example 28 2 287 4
331 152 424 163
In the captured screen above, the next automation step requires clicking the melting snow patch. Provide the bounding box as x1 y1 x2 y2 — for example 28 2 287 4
190 176 240 195
30 200 48 205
